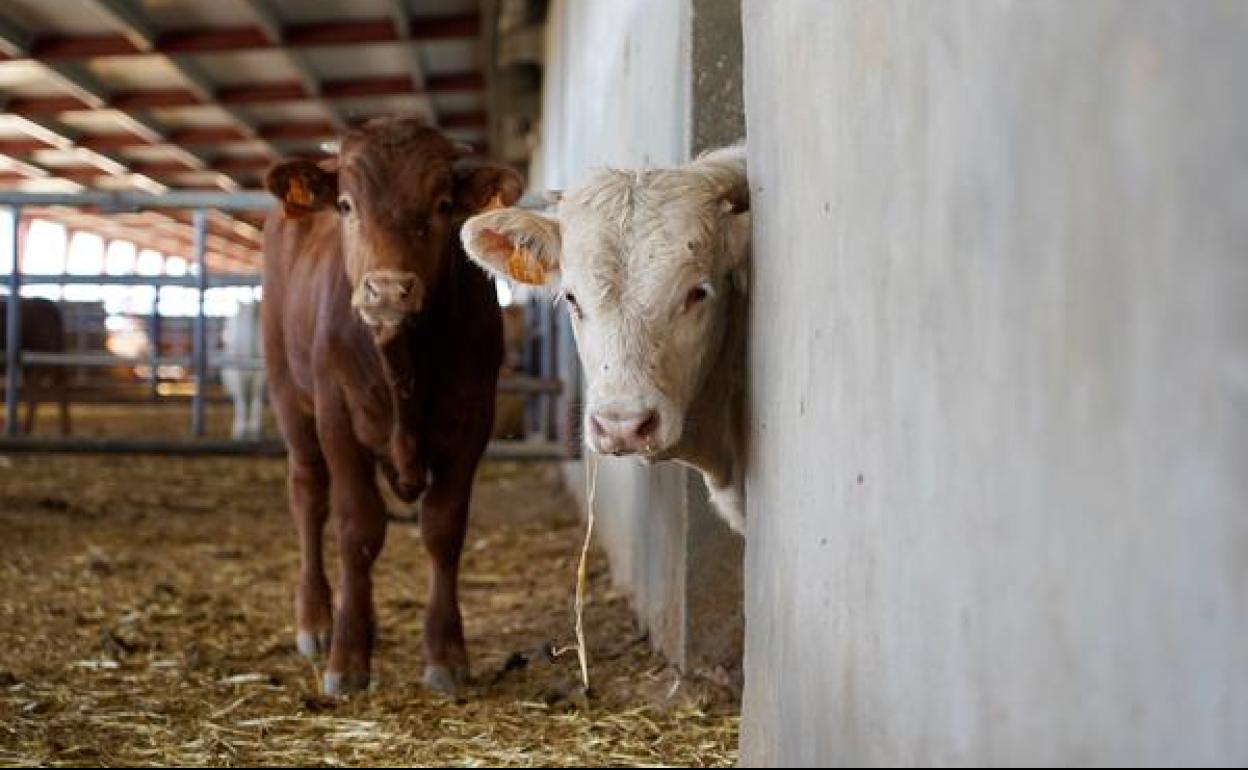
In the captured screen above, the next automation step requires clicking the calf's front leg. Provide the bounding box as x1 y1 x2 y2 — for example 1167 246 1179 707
287 452 332 658
418 466 474 694
319 408 388 696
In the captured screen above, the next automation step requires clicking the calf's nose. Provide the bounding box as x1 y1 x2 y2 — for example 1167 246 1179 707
589 409 660 454
361 272 420 308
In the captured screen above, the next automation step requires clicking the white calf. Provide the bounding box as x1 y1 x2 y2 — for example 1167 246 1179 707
221 299 266 440
461 145 749 532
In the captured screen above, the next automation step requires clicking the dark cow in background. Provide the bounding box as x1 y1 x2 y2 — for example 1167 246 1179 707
262 118 522 696
0 296 72 436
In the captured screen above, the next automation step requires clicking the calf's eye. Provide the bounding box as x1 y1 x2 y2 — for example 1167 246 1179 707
336 195 353 216
683 281 714 312
562 291 583 320
436 198 453 215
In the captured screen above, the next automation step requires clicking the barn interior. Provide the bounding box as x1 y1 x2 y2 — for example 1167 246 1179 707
0 0 738 766
5 2 1247 768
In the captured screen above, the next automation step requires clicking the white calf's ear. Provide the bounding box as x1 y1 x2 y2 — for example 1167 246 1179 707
692 143 749 214
460 208 563 288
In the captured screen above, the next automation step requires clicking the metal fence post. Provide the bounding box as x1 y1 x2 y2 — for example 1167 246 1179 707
149 272 162 399
190 209 207 437
5 205 22 438
4 204 22 434
544 298 559 441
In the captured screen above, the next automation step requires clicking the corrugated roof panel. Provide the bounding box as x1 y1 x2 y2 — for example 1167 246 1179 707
0 0 491 194
58 110 146 134
333 94 433 120
400 0 481 16
430 91 485 114
2 0 119 36
419 39 480 74
117 144 196 163
161 170 228 186
14 177 84 192
267 0 394 23
236 101 333 124
0 61 66 97
189 51 303 85
86 57 192 91
133 0 256 29
147 105 239 129
213 141 278 158
28 148 100 168
300 42 415 80
0 117 36 139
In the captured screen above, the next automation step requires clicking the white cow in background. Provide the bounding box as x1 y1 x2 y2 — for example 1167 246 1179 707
221 299 266 440
461 145 750 532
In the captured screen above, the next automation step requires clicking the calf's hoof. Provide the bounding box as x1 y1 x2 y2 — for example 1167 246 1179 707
423 664 471 696
323 670 372 697
296 629 332 660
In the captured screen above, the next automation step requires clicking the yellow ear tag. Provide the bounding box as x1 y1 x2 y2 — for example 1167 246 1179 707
287 176 314 206
505 245 545 284
483 192 506 211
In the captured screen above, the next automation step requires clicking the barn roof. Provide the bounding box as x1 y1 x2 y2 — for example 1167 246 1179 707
0 0 491 272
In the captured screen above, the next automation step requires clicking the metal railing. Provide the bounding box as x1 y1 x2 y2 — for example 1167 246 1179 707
0 192 574 460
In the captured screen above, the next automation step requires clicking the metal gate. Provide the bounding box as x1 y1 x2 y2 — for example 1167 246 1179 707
0 190 574 460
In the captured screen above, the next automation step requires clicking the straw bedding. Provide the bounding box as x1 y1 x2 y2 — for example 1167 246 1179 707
0 407 737 767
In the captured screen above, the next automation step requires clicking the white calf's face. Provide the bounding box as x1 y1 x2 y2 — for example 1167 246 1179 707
461 149 748 459
558 193 737 456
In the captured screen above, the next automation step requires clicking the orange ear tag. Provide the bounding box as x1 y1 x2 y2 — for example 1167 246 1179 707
287 176 314 207
483 192 506 211
505 245 545 284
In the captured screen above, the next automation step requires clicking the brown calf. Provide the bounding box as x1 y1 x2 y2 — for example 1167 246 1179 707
262 118 522 696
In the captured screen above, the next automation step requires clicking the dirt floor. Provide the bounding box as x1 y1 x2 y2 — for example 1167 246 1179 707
0 407 738 767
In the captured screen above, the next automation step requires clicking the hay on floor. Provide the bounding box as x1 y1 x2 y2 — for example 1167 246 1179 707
0 409 738 767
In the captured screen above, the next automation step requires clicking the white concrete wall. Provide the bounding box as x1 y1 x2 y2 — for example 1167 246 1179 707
741 1 1248 765
535 0 694 654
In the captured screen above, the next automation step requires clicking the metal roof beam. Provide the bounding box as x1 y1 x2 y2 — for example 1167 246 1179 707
165 54 216 102
236 0 284 45
5 113 485 155
6 72 484 116
42 61 112 108
83 2 285 161
388 1 411 39
0 14 33 57
3 14 479 61
237 1 349 134
0 189 273 211
86 0 159 52
110 111 166 144
0 153 53 179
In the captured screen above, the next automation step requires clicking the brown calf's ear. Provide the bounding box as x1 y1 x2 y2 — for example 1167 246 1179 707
454 162 525 215
460 208 562 288
265 159 338 218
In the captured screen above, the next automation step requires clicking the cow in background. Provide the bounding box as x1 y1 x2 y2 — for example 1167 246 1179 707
462 145 749 532
263 118 522 696
221 299 265 439
0 296 72 436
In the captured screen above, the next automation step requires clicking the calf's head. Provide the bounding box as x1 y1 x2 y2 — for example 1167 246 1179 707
462 147 748 458
266 118 522 341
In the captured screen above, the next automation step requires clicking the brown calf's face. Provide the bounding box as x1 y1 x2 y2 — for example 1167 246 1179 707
266 119 523 341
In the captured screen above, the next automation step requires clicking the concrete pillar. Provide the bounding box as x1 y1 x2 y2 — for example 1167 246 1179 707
538 0 746 684
740 1 1248 764
681 0 746 684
